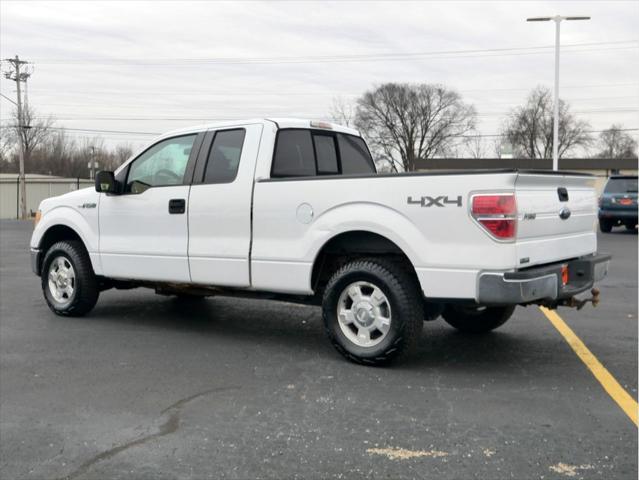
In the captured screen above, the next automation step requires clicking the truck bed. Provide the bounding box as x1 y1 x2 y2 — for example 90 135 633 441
251 169 598 300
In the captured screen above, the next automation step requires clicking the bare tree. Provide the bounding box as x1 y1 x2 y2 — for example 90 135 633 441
2 106 52 162
329 96 357 127
112 144 134 168
463 133 486 159
33 129 76 175
0 127 13 166
502 86 592 159
0 124 141 177
492 137 505 158
16 104 55 165
354 83 476 171
596 125 638 159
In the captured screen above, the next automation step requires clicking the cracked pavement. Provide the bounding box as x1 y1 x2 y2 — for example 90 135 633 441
0 220 637 479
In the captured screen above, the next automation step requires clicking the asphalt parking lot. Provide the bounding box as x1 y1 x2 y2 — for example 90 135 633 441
1 220 636 480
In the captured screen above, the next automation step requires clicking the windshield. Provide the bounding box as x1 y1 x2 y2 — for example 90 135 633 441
605 177 638 194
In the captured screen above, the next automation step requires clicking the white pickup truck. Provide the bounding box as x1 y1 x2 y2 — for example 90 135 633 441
30 118 610 364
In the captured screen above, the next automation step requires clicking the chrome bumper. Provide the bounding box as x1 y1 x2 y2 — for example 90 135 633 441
477 253 611 305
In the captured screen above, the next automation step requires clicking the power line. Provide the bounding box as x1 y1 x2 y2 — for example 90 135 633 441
50 126 159 135
0 125 159 135
20 84 639 101
27 40 639 65
0 92 18 105
3 107 635 122
1 124 635 139
26 95 639 110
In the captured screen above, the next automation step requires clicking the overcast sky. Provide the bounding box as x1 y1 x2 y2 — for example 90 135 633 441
1 0 638 152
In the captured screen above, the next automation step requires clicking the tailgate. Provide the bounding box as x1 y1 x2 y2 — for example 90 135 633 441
515 172 597 267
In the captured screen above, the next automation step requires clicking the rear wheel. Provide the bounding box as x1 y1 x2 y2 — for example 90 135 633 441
41 241 99 316
322 258 423 365
442 304 515 334
625 223 636 231
599 219 613 233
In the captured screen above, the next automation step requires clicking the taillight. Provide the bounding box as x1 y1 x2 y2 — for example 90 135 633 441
471 193 517 240
561 264 569 286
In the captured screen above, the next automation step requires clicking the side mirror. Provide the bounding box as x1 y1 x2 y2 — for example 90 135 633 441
95 171 119 194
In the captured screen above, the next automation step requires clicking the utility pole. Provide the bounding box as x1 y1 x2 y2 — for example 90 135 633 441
4 55 31 219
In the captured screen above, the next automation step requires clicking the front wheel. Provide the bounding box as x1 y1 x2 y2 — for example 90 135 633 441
41 240 99 316
322 258 424 365
442 304 515 334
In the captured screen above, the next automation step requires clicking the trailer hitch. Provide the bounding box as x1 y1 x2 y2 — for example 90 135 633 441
562 288 601 310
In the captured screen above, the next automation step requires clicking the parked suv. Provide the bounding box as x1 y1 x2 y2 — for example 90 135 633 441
598 175 638 232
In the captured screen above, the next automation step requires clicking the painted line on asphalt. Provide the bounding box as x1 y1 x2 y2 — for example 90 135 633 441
540 306 638 426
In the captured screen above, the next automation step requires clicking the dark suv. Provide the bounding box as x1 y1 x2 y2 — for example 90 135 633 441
598 175 638 232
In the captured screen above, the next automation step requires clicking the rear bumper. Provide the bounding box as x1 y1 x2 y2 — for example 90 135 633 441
599 208 637 220
477 253 610 305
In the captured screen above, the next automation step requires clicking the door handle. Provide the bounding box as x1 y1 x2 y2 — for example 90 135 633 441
557 187 569 202
168 198 186 214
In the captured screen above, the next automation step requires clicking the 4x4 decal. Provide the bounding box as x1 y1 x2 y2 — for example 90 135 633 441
407 195 462 207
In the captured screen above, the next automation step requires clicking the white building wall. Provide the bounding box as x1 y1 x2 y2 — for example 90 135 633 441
0 176 93 219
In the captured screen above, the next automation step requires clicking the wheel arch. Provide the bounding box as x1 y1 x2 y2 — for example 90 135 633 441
310 230 421 296
36 224 89 275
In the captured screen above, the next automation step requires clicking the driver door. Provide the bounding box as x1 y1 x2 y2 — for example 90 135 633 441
99 133 202 282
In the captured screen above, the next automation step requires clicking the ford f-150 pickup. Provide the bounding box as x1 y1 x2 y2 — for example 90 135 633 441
30 118 610 364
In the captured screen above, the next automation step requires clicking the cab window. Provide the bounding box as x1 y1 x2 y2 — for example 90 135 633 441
126 135 196 193
313 134 339 174
338 134 376 174
271 129 375 178
272 130 315 177
202 129 246 184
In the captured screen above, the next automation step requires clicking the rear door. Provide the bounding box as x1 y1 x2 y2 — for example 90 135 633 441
515 172 598 267
187 123 263 286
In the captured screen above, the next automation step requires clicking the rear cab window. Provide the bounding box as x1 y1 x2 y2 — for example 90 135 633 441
338 134 375 175
272 130 315 177
271 129 375 178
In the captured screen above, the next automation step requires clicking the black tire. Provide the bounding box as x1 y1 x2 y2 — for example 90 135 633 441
442 304 515 334
625 223 636 231
322 258 424 366
41 240 99 316
599 219 613 233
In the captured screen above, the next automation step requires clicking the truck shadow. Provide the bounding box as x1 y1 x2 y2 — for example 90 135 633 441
87 292 550 371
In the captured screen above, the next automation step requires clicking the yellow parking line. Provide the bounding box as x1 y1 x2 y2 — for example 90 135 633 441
539 307 638 426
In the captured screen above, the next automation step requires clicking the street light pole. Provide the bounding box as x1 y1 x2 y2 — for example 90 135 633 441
553 18 561 172
527 15 590 171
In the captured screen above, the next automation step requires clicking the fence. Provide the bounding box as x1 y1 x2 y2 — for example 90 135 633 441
412 157 638 171
0 176 94 219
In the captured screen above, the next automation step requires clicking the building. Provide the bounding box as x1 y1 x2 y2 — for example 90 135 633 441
0 174 93 219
